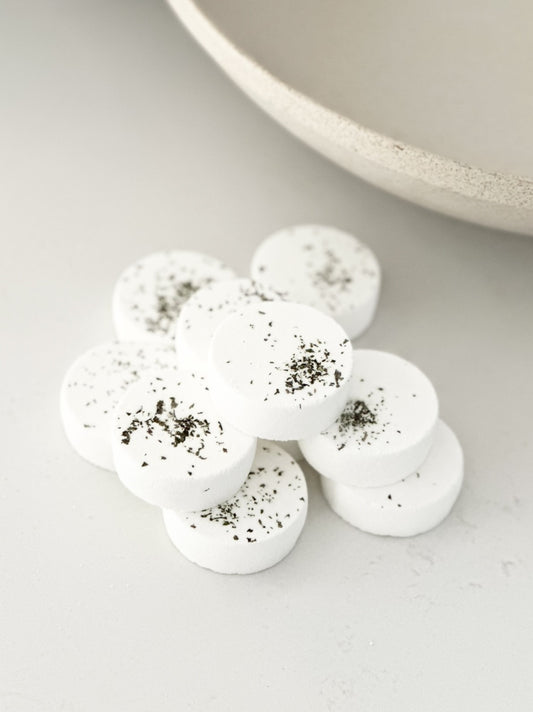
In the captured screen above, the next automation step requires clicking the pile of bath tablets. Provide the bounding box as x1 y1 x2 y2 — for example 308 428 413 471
60 225 463 574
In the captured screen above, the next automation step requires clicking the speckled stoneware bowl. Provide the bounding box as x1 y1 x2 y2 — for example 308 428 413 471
167 0 533 235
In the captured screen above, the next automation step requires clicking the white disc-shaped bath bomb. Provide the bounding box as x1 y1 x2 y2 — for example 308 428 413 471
111 371 256 511
163 442 308 574
299 349 439 487
250 225 381 338
112 250 236 343
175 278 283 372
321 420 463 537
60 342 177 470
208 302 353 440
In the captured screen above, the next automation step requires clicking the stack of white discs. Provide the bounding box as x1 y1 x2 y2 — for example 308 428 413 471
60 226 464 575
300 350 464 536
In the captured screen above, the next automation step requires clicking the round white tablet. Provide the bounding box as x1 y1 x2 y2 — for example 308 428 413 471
60 342 177 470
111 371 256 511
320 420 463 537
208 302 353 440
175 278 283 372
163 442 308 574
112 250 236 343
250 224 381 338
299 349 439 487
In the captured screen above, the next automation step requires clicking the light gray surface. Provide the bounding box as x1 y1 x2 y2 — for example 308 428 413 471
1 1 533 711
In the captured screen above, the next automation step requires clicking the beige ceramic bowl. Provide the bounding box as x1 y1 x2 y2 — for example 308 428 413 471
168 0 533 235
